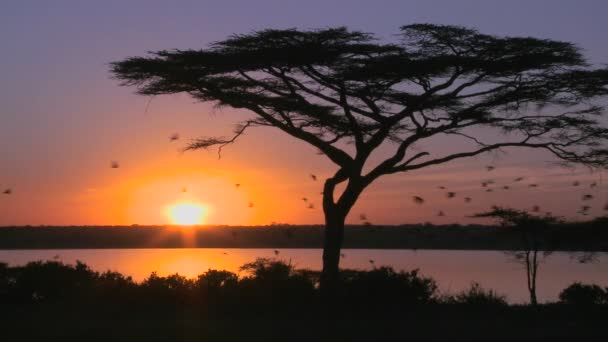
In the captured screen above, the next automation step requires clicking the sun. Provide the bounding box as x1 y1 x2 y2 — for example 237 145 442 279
167 202 207 225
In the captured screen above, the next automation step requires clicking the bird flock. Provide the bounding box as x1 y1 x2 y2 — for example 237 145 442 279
405 165 607 219
3 137 607 225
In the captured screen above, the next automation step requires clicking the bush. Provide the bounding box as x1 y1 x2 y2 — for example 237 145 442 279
0 262 9 300
340 267 438 307
195 269 239 307
8 261 98 303
238 258 316 306
92 270 136 303
139 272 194 305
444 282 507 306
196 269 238 291
559 282 608 305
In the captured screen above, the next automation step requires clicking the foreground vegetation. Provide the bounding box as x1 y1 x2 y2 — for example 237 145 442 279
1 260 607 340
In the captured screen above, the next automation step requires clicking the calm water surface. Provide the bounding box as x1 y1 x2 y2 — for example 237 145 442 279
0 249 605 304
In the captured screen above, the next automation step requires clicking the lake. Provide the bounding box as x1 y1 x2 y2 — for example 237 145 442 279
0 249 606 304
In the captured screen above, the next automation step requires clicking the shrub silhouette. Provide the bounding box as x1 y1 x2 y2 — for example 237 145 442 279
3 258 606 316
238 258 316 308
0 262 9 302
139 272 194 305
91 270 137 304
445 282 508 306
195 269 239 309
559 282 608 305
9 261 98 303
2 260 608 339
339 267 437 309
196 269 238 292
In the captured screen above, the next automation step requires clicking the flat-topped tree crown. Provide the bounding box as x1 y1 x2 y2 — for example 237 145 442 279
111 24 608 296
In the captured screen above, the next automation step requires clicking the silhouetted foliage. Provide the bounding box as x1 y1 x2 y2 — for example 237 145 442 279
7 261 98 303
140 272 193 305
2 258 608 341
444 282 508 306
338 267 437 310
238 258 316 309
111 23 608 296
559 282 608 305
0 262 9 302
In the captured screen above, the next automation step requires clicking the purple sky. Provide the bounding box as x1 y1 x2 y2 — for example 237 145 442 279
1 0 607 225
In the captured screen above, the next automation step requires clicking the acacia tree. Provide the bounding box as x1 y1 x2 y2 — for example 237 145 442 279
111 24 608 296
474 207 559 305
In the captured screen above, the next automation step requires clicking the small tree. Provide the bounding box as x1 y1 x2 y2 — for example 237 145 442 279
111 24 608 297
474 207 560 305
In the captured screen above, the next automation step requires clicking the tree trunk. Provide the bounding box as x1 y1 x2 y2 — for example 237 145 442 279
525 250 538 306
319 205 347 300
318 173 365 307
530 249 538 306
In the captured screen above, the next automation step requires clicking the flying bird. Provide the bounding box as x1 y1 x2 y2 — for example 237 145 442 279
577 253 596 264
2 188 11 195
579 205 591 215
514 177 525 182
169 133 179 142
310 174 317 181
412 196 425 205
486 166 495 172
274 250 280 256
235 184 241 189
437 211 445 217
110 161 120 169
482 180 495 187
359 214 367 221
485 188 493 192
438 186 446 190
582 194 594 201
302 197 308 202
464 197 472 203
590 182 598 188
502 186 510 190
248 202 254 208
528 184 538 188
307 203 315 209
446 192 456 198
572 181 580 187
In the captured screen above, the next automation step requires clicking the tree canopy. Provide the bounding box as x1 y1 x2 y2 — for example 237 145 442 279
112 24 608 178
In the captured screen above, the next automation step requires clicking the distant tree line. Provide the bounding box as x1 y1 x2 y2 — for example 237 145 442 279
0 217 606 250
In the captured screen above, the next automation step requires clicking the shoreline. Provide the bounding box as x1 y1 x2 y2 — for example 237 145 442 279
0 224 606 251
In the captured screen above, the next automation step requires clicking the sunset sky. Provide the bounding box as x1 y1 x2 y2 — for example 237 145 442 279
1 0 607 226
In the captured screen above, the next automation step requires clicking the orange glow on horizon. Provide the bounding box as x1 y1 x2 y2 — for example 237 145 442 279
108 165 270 226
